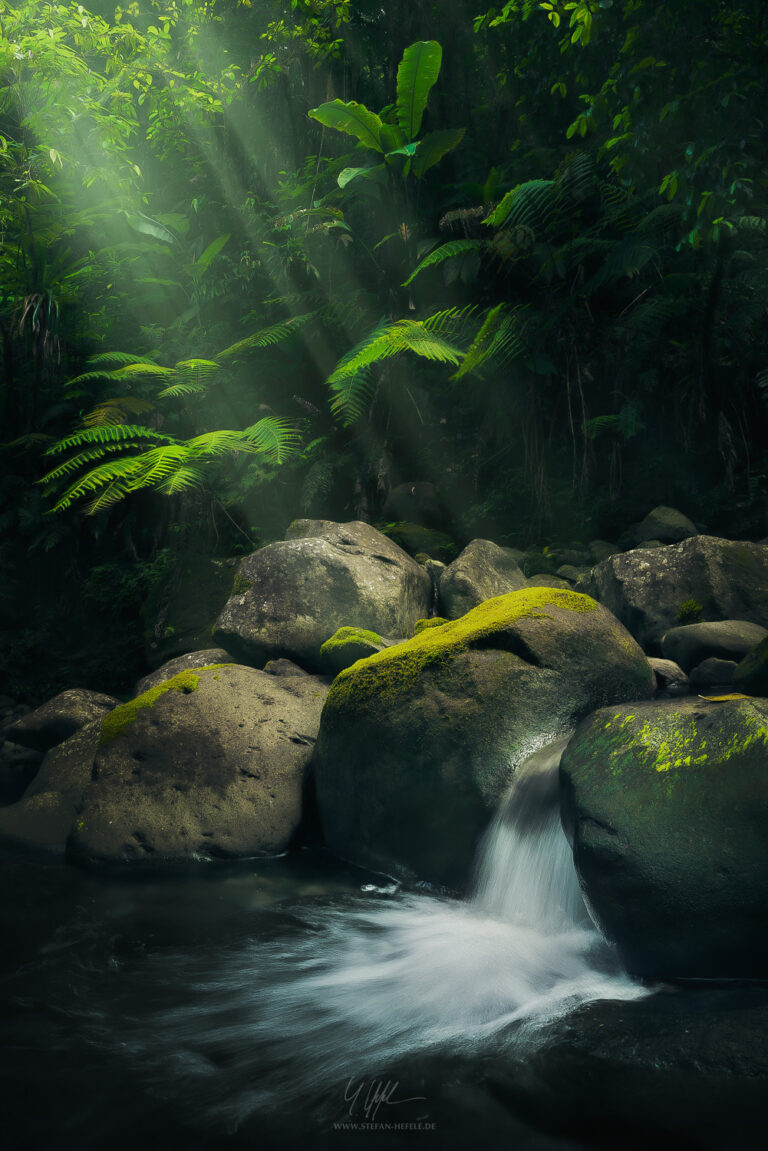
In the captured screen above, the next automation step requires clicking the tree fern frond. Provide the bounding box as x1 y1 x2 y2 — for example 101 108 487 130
451 304 526 380
45 424 173 455
485 179 561 232
81 397 156 427
242 418 302 463
422 304 480 338
86 352 160 367
83 479 137 516
49 456 149 511
186 430 257 456
402 240 481 286
328 365 377 425
217 315 315 360
156 465 206 494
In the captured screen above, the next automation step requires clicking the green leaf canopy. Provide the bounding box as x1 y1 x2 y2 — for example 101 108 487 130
396 41 443 141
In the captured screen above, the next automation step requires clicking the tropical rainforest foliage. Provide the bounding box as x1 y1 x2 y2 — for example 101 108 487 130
2 0 767 699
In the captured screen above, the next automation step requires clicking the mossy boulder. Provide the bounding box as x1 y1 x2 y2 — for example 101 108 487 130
734 636 768 696
560 696 768 978
314 587 654 889
214 520 431 670
438 539 527 619
319 626 388 676
581 536 768 651
0 721 101 852
67 664 329 866
6 688 119 752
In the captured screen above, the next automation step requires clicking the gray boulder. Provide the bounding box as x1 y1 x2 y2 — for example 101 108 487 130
561 696 768 978
438 539 527 619
660 620 768 672
581 536 768 651
213 521 431 669
635 505 698 544
6 689 120 752
0 722 100 851
648 657 689 694
144 554 237 668
68 664 329 865
526 574 571 590
134 648 233 695
314 587 654 890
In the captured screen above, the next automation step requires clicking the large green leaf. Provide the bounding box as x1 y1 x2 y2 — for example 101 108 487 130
396 41 442 141
412 128 466 179
307 100 384 153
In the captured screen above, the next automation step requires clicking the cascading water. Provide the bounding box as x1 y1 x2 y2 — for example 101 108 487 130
94 735 645 1132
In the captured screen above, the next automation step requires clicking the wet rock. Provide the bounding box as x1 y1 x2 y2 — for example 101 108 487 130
561 696 768 978
689 658 737 688
314 587 654 890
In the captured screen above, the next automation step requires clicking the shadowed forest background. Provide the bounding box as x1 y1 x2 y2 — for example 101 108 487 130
2 0 767 703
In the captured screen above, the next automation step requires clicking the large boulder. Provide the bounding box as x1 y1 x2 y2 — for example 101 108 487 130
0 721 100 851
314 587 654 890
67 664 329 866
560 696 768 978
635 505 698 544
438 539 527 619
213 521 431 669
581 536 768 651
6 688 119 752
660 620 768 672
144 554 237 668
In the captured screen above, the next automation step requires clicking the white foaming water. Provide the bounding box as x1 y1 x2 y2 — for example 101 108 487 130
104 738 646 1127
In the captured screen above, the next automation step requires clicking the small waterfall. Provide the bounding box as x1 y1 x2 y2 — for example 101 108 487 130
78 738 646 1128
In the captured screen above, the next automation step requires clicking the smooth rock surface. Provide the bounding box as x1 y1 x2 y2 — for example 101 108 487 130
648 657 689 694
561 696 768 978
689 657 737 687
68 665 329 865
438 539 527 619
660 619 768 672
214 521 431 669
734 636 768 696
314 588 654 889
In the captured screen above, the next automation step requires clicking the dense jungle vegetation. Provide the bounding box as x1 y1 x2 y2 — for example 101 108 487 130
2 0 768 700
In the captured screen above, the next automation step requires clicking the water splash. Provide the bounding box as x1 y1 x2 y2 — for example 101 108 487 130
95 736 645 1129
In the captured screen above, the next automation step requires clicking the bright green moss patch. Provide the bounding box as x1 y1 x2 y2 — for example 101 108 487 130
320 626 384 654
98 664 231 745
413 617 449 635
328 587 598 713
231 572 253 595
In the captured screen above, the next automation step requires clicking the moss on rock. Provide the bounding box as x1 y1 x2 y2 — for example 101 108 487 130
98 666 229 746
328 587 597 712
413 617 449 635
320 626 384 653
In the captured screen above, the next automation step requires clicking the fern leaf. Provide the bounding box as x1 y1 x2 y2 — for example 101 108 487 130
217 315 314 361
82 397 156 427
186 430 256 456
242 418 302 463
45 425 172 455
156 465 206 494
86 352 160 367
451 304 526 381
403 240 481 286
485 179 561 232
49 456 148 511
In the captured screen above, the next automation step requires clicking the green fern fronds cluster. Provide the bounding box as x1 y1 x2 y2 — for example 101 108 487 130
42 419 301 515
